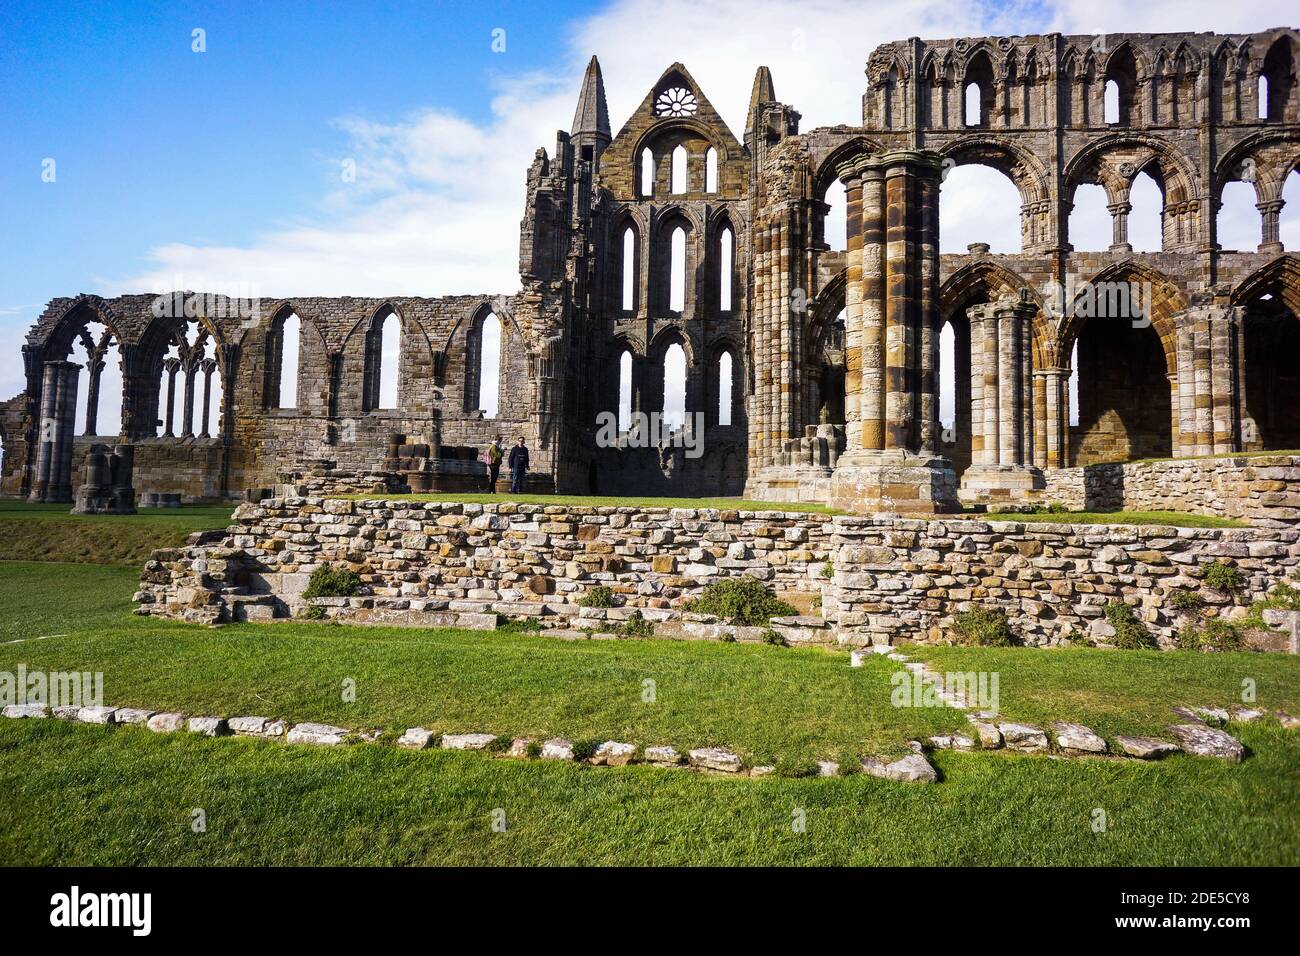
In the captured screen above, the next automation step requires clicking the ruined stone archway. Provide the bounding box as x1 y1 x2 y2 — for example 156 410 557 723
1233 255 1300 450
1060 263 1183 464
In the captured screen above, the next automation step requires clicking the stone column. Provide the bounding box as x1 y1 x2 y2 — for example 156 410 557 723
83 355 105 436
1108 201 1132 253
1258 199 1284 254
959 292 1044 504
859 163 886 452
181 357 198 438
1036 367 1069 469
28 360 80 503
830 149 958 514
162 357 180 437
198 357 217 438
841 161 867 449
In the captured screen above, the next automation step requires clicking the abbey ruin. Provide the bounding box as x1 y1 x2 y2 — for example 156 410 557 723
4 27 1299 514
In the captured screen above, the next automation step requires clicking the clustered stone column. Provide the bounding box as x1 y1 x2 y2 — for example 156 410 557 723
82 354 106 436
161 357 180 437
960 292 1045 503
829 149 958 514
1175 305 1240 456
28 360 81 503
198 357 217 438
1032 366 1070 469
1257 199 1284 254
181 357 198 438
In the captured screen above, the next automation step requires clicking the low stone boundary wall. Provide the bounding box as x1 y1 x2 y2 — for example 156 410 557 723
136 497 1300 651
831 516 1300 646
1037 455 1300 528
135 498 836 628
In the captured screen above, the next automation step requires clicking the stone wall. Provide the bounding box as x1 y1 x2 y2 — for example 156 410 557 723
830 516 1300 647
1035 455 1300 527
135 499 835 629
136 497 1300 651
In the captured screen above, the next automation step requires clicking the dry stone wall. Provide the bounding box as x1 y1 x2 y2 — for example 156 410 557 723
1036 455 1300 527
136 498 1300 651
831 516 1300 647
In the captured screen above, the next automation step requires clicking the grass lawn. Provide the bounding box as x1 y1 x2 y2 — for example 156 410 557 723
1005 510 1246 529
1 524 1297 866
341 491 839 514
0 718 1295 865
905 643 1300 739
0 501 235 565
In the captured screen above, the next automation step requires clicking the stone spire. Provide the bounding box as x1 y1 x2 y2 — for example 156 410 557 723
745 66 776 148
748 66 775 116
570 55 611 158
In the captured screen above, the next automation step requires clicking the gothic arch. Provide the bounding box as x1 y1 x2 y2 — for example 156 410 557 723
1231 253 1300 314
937 136 1051 204
44 295 127 357
1215 130 1300 203
940 260 1052 366
810 136 885 200
1058 261 1184 371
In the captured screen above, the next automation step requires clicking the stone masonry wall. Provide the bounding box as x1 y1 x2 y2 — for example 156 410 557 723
1038 455 1300 528
136 498 1300 651
830 517 1300 647
136 499 835 630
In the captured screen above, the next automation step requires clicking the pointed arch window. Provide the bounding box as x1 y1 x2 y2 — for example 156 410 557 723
719 224 734 311
621 225 637 312
717 351 734 426
376 313 400 409
364 310 402 411
267 312 300 410
640 148 655 197
466 311 502 418
670 226 687 313
705 147 718 193
663 342 687 431
671 144 688 194
618 350 633 432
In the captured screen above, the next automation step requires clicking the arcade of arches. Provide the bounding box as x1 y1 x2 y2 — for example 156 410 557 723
3 28 1299 516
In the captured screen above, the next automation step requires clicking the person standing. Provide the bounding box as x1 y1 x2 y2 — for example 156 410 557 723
481 435 503 493
507 436 529 493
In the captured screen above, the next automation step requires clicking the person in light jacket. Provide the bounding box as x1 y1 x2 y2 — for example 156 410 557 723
481 436 503 493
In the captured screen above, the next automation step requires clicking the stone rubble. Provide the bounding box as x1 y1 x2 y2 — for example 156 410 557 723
1167 723 1246 762
1051 722 1108 754
687 747 743 773
1113 735 1182 759
441 733 498 751
397 728 435 750
861 753 939 784
286 722 351 746
999 723 1050 753
3 688 1279 780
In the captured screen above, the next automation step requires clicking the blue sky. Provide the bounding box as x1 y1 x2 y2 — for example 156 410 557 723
2 0 1295 417
0 0 575 316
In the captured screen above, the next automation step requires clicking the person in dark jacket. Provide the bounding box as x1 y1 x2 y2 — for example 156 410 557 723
507 436 529 493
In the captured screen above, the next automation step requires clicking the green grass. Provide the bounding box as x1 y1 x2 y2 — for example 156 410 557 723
0 565 961 759
1002 510 1245 528
2 540 1297 866
1 718 1295 865
0 500 234 565
338 491 838 514
906 643 1300 739
0 562 140 641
